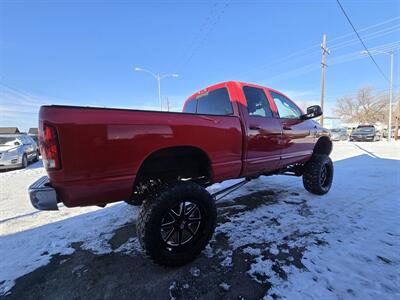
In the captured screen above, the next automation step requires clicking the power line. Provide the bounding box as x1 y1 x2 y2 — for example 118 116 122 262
330 24 400 50
174 1 219 70
335 0 389 82
370 40 400 52
0 81 71 105
329 15 400 44
326 85 399 100
261 41 400 84
0 82 43 105
176 1 232 72
234 18 399 79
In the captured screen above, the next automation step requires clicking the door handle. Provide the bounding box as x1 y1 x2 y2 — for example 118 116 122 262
249 125 261 130
283 126 292 130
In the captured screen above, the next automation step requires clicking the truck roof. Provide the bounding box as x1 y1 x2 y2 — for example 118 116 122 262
187 81 281 100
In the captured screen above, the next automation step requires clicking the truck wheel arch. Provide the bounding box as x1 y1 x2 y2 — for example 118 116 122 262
313 136 332 156
133 146 213 190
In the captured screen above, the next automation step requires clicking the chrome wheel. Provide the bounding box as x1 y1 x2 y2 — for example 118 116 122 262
160 201 202 247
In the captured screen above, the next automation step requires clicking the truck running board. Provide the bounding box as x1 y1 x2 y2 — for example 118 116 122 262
211 178 251 201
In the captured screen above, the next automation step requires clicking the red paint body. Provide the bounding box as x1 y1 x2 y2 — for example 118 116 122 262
39 81 326 208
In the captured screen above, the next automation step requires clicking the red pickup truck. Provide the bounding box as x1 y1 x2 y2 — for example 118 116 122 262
29 81 333 266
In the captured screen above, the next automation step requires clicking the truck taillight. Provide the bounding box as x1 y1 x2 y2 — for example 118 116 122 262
42 124 61 170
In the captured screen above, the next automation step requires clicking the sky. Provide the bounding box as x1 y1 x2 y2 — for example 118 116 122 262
1 0 399 131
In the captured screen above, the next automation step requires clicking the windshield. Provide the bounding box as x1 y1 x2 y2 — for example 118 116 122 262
354 127 374 133
331 129 341 133
31 136 38 143
0 137 17 145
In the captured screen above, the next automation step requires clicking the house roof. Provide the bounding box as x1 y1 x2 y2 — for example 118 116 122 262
0 127 20 134
28 128 38 135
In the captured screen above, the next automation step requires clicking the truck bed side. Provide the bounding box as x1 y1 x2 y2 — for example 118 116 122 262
40 106 243 207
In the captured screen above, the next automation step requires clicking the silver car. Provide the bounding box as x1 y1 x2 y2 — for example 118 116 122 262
330 128 349 141
0 134 40 170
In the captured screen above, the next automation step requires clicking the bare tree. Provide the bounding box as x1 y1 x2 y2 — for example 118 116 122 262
333 95 355 122
333 86 390 124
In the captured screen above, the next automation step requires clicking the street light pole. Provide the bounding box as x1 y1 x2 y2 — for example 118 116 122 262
134 67 179 111
361 50 395 141
388 51 394 142
156 74 162 111
395 53 400 140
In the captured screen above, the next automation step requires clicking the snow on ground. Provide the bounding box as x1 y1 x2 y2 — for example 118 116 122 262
0 141 399 298
0 162 139 295
216 141 400 299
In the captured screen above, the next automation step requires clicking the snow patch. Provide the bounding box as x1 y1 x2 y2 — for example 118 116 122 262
189 266 200 277
219 282 231 291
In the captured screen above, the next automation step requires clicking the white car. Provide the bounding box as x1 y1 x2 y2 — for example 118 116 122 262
0 134 40 170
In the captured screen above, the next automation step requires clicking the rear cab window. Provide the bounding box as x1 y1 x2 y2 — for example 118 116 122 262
183 98 197 113
183 87 233 116
243 86 274 118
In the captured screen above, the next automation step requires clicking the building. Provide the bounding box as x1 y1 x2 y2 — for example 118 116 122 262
0 127 20 134
28 128 38 135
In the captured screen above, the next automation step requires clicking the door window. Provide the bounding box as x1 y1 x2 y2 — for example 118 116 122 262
270 91 302 119
243 86 273 117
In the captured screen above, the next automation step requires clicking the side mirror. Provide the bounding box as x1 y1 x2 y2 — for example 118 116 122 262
301 105 322 120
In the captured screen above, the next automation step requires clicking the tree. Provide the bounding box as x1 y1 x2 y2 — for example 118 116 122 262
333 86 390 124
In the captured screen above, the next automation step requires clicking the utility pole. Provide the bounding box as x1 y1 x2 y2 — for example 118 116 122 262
167 97 170 112
320 33 330 127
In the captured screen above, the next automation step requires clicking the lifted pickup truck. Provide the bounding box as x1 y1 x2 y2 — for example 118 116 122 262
29 81 333 266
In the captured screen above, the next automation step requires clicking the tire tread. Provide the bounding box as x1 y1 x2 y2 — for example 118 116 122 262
302 154 333 195
137 181 216 267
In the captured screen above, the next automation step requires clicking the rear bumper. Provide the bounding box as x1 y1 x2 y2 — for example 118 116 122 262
29 176 59 210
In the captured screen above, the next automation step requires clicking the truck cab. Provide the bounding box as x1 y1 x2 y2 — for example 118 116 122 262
183 81 327 175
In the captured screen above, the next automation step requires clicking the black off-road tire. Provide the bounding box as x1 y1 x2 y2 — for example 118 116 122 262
302 154 333 195
137 181 217 267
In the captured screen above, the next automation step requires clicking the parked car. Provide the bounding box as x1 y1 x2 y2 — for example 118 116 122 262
29 134 38 144
350 125 381 142
382 126 399 139
0 134 40 170
28 81 334 266
330 128 348 141
28 128 40 153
